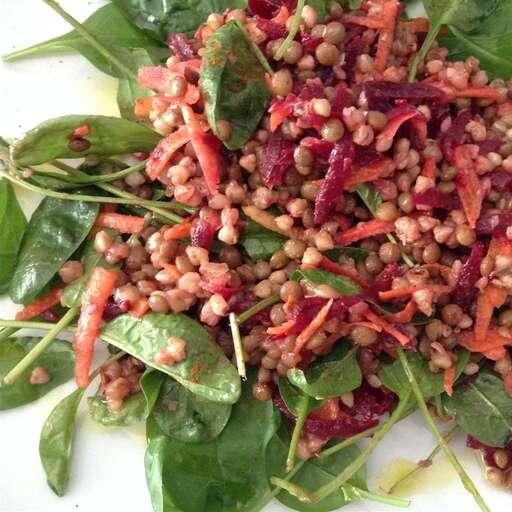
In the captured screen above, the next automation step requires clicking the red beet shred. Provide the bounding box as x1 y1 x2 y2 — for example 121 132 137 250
452 242 485 312
260 131 295 187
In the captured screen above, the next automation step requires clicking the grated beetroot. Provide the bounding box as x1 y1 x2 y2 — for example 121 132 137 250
248 0 296 18
440 110 472 163
314 137 355 224
260 131 295 187
478 139 504 155
487 170 512 192
167 33 196 61
301 33 324 52
467 436 512 470
256 17 287 39
298 78 326 100
413 188 462 210
452 242 485 312
476 212 512 235
363 81 446 111
344 34 364 81
41 308 61 322
103 298 130 321
201 282 243 300
191 218 215 249
330 84 354 119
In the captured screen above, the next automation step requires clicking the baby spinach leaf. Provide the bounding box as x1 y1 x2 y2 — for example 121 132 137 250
112 0 248 40
9 197 98 304
379 349 470 403
239 218 286 261
444 369 512 447
325 246 372 263
266 425 367 512
278 377 325 415
2 4 165 78
0 337 74 410
356 183 382 216
200 21 271 149
144 372 280 512
292 268 362 295
140 369 166 418
152 378 231 442
12 115 160 166
287 345 362 400
0 178 26 295
87 393 146 427
101 313 241 404
39 388 84 496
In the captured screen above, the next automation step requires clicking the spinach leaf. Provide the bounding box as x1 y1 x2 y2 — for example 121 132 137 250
379 349 470 402
438 1 512 79
0 337 74 410
266 425 367 512
444 369 512 447
87 393 146 427
0 178 26 294
39 388 84 496
287 345 362 400
325 246 372 263
200 21 271 149
101 313 241 404
278 377 325 414
144 372 280 512
152 378 231 442
9 197 98 304
356 183 382 216
3 4 165 78
292 268 362 295
239 217 286 261
12 115 160 166
140 369 166 418
61 231 117 308
112 0 247 40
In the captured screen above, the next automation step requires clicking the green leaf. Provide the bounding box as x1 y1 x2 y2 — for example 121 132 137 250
444 369 512 447
239 218 286 261
152 377 232 442
292 268 362 295
287 345 362 400
266 425 367 512
140 369 166 418
87 392 146 427
3 4 165 78
39 388 84 496
278 377 325 415
0 337 75 410
112 0 248 40
12 115 160 166
144 372 280 512
356 183 382 216
9 196 98 304
0 177 26 295
325 246 372 263
61 231 117 308
379 349 470 403
200 21 271 149
101 313 241 404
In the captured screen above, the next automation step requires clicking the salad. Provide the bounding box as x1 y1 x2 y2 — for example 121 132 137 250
1 0 512 511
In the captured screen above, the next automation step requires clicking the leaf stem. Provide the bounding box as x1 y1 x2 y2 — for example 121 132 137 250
397 348 491 512
342 483 410 508
2 40 71 62
0 320 66 330
318 424 381 459
3 307 79 385
0 327 18 342
275 0 306 60
408 23 441 82
236 294 280 325
287 395 310 471
41 0 137 80
307 391 412 503
229 312 246 379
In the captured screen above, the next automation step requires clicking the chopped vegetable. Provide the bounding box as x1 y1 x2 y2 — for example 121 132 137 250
95 213 145 234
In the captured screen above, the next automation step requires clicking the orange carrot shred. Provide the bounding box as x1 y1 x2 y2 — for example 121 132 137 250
164 218 192 240
421 156 436 180
456 87 503 101
294 299 333 354
455 146 483 229
73 267 118 388
95 213 145 234
374 0 399 73
15 286 64 321
384 299 417 323
364 309 411 346
483 347 507 361
134 97 153 117
336 219 394 246
320 256 369 288
443 364 456 396
378 284 452 302
400 17 430 33
458 328 512 353
474 285 508 342
267 319 297 336
161 263 183 280
129 297 150 318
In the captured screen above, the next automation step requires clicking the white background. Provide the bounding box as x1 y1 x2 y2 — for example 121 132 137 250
0 1 509 511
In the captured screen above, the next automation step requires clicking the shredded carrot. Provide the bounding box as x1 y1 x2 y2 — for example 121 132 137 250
270 107 291 132
343 14 387 29
498 101 512 118
374 0 400 73
161 263 183 280
273 5 290 25
294 299 333 354
483 347 507 361
320 256 368 288
443 364 456 396
242 205 302 239
400 17 429 33
344 158 395 190
15 285 64 321
336 219 395 246
95 213 145 234
134 97 153 117
475 285 508 342
364 309 411 346
488 236 512 259
456 87 503 101
129 297 150 318
377 109 418 148
341 321 382 333
283 294 297 315
163 218 192 240
73 267 118 388
384 299 417 323
458 328 512 353
421 156 437 180
310 398 340 421
378 284 452 302
267 319 296 336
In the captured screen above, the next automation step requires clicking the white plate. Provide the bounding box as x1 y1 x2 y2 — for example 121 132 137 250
0 1 508 511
